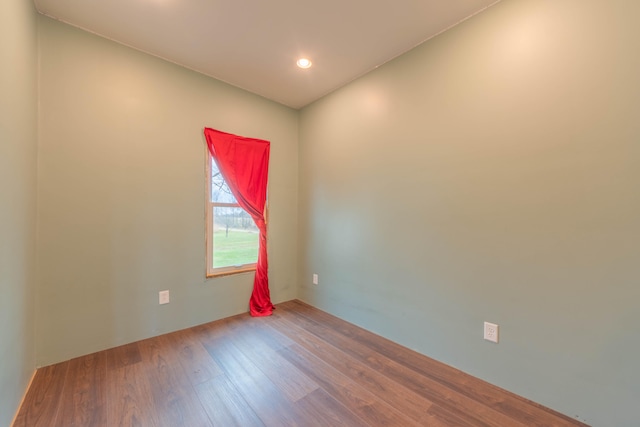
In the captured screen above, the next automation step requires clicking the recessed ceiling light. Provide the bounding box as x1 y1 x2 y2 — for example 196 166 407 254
296 58 312 69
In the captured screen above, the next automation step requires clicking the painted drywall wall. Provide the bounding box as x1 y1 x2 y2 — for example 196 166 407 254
298 0 639 425
36 16 298 366
0 0 38 425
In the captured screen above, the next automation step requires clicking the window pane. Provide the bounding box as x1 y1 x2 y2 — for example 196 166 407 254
212 205 259 268
211 159 237 203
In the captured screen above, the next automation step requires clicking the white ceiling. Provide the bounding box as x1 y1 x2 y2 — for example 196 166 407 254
34 0 499 109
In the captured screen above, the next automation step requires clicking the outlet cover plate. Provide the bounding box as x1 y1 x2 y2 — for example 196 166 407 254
159 290 170 305
484 321 499 343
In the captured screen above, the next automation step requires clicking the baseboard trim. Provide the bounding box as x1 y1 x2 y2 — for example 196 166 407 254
10 369 37 427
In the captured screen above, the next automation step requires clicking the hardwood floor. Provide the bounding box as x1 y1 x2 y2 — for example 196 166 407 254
14 300 589 426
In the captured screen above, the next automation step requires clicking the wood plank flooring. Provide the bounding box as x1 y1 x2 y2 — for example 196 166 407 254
14 299 589 426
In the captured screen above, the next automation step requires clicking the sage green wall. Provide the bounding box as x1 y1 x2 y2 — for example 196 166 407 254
36 16 298 367
298 1 639 425
0 0 37 425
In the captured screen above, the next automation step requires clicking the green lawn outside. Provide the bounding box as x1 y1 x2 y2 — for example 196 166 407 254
213 229 259 268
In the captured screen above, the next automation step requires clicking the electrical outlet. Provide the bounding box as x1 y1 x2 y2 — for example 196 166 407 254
159 290 170 305
484 322 499 343
312 274 318 285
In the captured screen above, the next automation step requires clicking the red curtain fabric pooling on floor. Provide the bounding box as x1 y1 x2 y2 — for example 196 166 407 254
204 127 274 317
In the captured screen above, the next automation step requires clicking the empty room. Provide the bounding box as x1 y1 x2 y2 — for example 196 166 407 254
2 0 638 425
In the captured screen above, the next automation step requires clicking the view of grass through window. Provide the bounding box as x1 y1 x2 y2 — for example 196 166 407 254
210 160 259 269
212 207 259 268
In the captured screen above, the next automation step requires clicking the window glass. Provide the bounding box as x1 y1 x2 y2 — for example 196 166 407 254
207 158 259 276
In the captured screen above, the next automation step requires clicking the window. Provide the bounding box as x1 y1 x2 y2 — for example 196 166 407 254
206 155 259 277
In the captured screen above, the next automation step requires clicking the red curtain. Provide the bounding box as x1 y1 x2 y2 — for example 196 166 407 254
204 127 274 317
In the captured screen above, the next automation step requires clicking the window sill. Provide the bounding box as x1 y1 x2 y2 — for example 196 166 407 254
206 266 256 279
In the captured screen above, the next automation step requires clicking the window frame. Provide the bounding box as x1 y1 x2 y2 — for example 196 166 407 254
205 152 257 278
